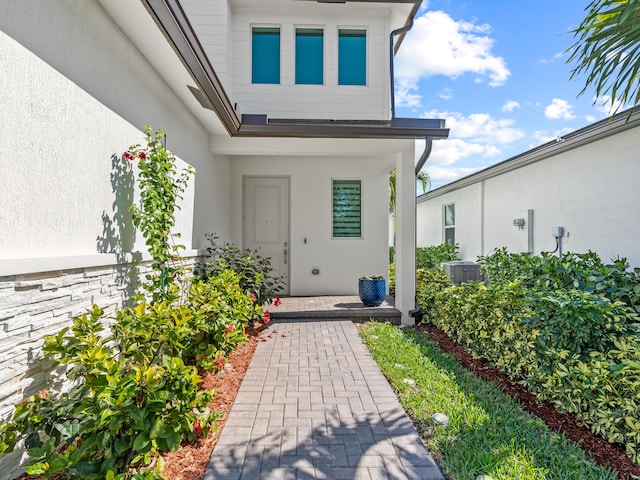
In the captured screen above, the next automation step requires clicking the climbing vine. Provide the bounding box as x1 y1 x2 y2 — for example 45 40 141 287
123 126 193 303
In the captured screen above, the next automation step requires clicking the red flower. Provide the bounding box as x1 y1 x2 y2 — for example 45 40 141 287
263 310 271 324
225 324 234 332
215 355 226 370
138 151 147 159
193 421 203 435
274 297 281 307
123 151 134 160
250 293 257 302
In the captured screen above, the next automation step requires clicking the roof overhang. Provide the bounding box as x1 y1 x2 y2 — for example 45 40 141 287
239 115 448 139
419 106 640 201
141 0 447 141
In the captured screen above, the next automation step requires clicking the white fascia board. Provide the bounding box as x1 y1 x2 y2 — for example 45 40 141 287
210 135 414 156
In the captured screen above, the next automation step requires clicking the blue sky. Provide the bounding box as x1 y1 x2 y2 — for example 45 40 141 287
395 1 623 190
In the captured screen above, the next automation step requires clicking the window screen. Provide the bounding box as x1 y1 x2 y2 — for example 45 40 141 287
338 29 366 85
296 28 324 84
333 180 361 237
252 27 280 84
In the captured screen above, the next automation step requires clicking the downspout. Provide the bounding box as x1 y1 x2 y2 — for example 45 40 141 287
415 137 433 175
389 19 414 120
389 16 434 175
390 12 435 321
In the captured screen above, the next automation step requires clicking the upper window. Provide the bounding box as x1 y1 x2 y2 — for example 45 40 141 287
444 203 455 245
338 29 366 85
333 180 362 238
252 27 280 84
296 28 324 85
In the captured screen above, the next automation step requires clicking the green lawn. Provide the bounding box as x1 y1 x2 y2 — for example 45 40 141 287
360 322 618 480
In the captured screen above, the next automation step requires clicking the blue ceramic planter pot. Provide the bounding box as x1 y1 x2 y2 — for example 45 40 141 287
358 278 386 307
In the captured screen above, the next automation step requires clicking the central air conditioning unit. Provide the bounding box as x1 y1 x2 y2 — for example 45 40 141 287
442 261 481 285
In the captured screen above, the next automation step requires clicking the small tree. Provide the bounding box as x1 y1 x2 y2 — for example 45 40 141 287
567 0 640 114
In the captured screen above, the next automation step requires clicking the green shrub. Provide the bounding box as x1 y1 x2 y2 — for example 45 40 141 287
479 248 640 313
416 243 458 270
415 268 452 324
388 244 457 297
540 337 640 461
113 270 259 372
430 281 540 380
0 306 217 479
197 234 286 306
423 275 640 463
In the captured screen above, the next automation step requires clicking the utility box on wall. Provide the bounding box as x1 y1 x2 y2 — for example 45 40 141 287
443 261 481 285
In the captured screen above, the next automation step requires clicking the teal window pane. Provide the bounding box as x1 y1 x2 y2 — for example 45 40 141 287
296 28 323 85
339 29 366 85
252 27 280 84
333 180 361 237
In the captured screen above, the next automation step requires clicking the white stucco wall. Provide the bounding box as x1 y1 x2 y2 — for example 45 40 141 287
0 0 232 262
230 153 391 296
416 185 483 261
417 120 640 267
230 2 390 120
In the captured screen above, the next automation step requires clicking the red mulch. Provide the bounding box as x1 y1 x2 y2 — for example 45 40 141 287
416 324 640 479
161 335 258 480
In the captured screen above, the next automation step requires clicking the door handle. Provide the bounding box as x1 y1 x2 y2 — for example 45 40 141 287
283 249 288 264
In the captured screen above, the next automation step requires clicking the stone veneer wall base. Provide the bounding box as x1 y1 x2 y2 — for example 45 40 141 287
0 251 205 479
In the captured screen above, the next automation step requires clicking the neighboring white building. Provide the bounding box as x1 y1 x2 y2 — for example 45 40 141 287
417 107 640 268
0 1 448 475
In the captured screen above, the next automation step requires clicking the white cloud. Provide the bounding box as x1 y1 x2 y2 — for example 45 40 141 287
416 109 527 187
529 127 576 149
594 95 625 117
502 100 520 112
544 98 576 120
538 51 565 64
427 138 496 166
395 81 422 108
395 11 510 106
415 108 527 187
439 88 453 100
426 165 487 188
425 109 525 145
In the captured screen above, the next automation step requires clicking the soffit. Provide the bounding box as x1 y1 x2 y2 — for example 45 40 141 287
98 0 228 136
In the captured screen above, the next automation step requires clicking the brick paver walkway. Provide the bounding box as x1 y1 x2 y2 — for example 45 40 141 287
205 319 445 480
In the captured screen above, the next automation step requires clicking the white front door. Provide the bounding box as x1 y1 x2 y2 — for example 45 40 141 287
243 177 290 294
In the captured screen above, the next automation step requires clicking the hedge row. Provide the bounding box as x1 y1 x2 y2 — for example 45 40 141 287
417 248 640 463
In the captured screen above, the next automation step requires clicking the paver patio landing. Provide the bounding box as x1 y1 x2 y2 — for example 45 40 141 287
205 319 445 480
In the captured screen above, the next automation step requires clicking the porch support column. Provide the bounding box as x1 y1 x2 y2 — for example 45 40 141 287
394 145 416 325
